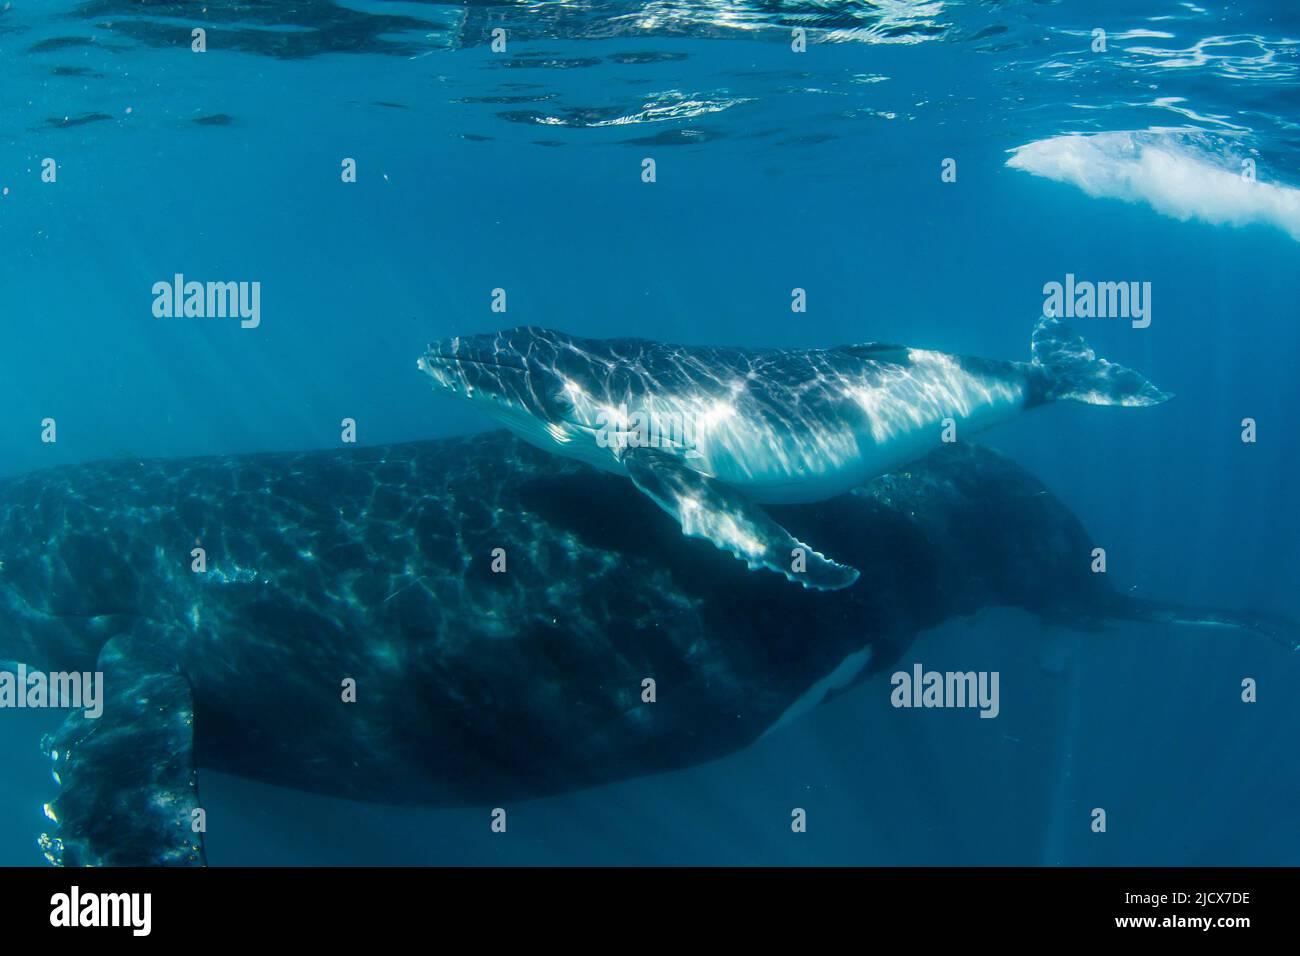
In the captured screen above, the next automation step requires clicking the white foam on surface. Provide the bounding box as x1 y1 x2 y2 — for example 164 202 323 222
1006 130 1300 241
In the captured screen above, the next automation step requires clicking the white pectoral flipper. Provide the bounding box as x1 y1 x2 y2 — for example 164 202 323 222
621 446 860 591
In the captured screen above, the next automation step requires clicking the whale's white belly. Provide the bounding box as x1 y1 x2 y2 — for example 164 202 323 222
695 355 1030 504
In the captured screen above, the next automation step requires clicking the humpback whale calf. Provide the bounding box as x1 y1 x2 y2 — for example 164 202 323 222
1 431 1294 866
418 317 1171 590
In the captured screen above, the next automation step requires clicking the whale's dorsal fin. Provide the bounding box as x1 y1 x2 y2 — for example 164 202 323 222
621 446 860 590
41 628 205 867
832 342 911 362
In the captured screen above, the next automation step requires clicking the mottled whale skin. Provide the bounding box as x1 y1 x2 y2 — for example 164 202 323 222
419 318 1171 589
1 433 1291 867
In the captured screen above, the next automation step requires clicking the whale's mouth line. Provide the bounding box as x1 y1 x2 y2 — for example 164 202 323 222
428 357 495 370
422 355 521 370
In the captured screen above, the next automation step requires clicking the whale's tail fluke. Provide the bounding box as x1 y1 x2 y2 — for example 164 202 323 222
1110 596 1300 653
1031 316 1172 407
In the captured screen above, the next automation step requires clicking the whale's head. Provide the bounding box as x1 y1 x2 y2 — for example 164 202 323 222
418 326 598 452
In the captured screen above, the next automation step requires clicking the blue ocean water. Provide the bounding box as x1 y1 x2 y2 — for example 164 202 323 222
1 0 1298 865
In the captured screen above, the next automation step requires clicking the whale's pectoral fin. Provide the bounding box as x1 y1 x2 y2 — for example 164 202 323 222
41 631 205 867
622 446 860 591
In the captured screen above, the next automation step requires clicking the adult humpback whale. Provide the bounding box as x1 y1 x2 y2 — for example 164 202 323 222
2 433 1292 867
418 317 1171 590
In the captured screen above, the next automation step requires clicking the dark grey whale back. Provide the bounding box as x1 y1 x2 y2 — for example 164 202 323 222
1 432 1118 805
